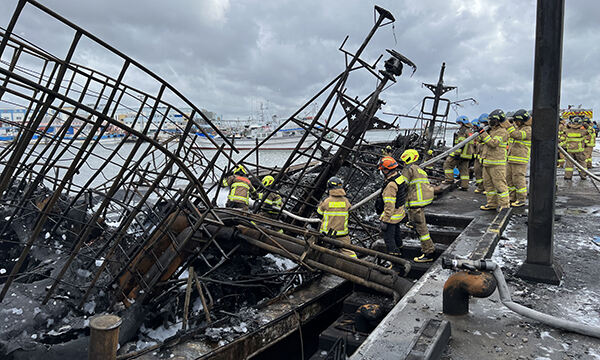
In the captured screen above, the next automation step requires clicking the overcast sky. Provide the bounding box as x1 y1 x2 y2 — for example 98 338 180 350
1 0 598 127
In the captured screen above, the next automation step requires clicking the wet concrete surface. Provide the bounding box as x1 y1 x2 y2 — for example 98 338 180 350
353 176 600 360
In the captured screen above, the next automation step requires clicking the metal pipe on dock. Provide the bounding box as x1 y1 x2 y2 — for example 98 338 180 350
214 224 414 300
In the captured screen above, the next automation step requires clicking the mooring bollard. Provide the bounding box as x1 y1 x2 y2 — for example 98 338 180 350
89 314 122 360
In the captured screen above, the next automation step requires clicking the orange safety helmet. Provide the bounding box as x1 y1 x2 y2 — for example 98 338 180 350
378 156 398 171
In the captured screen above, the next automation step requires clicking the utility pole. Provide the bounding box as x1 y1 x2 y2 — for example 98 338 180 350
422 63 455 151
516 0 565 284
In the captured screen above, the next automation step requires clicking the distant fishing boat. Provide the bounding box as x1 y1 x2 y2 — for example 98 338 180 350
193 123 322 151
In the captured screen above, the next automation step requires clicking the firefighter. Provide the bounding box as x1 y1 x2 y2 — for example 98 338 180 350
479 109 510 211
257 175 283 218
442 115 473 190
221 165 257 211
583 117 596 169
381 145 393 157
557 118 567 168
560 117 589 180
472 114 487 193
317 177 357 258
506 109 532 207
399 149 435 263
375 156 407 257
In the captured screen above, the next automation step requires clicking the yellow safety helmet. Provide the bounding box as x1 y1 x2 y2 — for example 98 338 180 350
381 145 393 155
400 149 419 165
262 175 275 187
233 164 247 175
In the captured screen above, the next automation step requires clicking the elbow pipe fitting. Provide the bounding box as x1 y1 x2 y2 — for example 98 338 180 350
443 270 497 315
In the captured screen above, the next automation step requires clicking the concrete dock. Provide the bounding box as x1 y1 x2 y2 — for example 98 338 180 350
354 175 600 359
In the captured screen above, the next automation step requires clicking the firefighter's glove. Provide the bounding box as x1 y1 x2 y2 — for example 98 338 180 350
379 222 388 232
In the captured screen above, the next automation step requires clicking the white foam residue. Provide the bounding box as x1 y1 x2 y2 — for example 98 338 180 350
233 322 248 333
141 321 182 342
136 339 158 351
589 348 600 359
264 253 297 271
84 300 96 314
76 269 91 278
104 220 122 227
540 331 555 340
0 268 6 275
45 232 50 239
178 269 189 280
558 288 600 328
192 297 204 313
2 308 23 315
472 330 481 335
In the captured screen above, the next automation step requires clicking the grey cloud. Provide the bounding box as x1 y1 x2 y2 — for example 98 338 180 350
0 0 597 124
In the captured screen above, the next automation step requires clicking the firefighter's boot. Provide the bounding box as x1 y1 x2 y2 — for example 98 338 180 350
413 253 434 263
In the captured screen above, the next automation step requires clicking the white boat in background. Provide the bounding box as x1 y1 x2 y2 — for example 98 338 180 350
192 124 408 151
193 123 323 151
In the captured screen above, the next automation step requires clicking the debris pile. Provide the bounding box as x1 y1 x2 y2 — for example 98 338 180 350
0 2 455 358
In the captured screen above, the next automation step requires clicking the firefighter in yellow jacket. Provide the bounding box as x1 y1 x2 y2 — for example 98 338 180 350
375 156 407 257
257 175 283 218
583 118 596 169
560 117 589 180
442 116 474 190
399 149 436 263
506 109 532 207
317 177 357 258
221 165 257 211
478 109 510 211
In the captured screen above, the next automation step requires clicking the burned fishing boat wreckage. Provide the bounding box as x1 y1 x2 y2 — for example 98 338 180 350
2 1 600 359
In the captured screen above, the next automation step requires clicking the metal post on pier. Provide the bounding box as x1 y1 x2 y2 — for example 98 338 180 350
89 314 122 360
516 0 565 284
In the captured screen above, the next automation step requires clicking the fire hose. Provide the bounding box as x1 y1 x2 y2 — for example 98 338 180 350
442 258 600 339
283 140 590 223
282 127 490 221
348 125 490 212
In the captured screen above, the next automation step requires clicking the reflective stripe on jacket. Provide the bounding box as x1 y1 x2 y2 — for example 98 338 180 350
222 175 256 204
380 172 407 224
258 191 283 214
559 125 589 153
402 164 434 208
317 188 351 236
480 125 508 166
451 125 474 159
507 124 532 164
585 126 596 147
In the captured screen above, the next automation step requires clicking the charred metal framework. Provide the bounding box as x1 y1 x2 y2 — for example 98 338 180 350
0 1 426 356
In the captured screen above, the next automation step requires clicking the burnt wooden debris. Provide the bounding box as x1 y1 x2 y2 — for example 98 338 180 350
0 1 459 358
